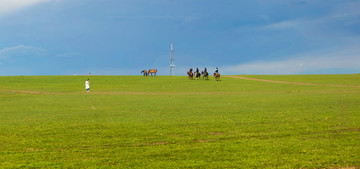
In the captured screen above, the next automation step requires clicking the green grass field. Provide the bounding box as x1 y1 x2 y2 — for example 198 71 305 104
0 75 359 168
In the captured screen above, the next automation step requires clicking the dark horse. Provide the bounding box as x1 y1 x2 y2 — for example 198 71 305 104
148 69 157 76
202 71 209 80
195 71 201 80
214 72 220 81
141 70 147 76
187 71 194 79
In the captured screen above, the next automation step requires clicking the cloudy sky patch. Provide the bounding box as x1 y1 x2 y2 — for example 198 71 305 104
0 0 51 17
0 0 359 75
222 45 360 75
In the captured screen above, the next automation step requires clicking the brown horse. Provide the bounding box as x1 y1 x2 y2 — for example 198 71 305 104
187 71 194 79
141 70 147 76
148 69 157 76
214 72 220 81
202 71 209 80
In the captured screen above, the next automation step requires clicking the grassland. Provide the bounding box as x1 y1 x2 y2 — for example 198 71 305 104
0 75 359 168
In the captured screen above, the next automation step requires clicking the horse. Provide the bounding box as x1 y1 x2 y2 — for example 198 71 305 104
214 72 220 81
195 71 201 80
187 71 194 79
148 69 157 76
141 70 147 76
202 71 209 80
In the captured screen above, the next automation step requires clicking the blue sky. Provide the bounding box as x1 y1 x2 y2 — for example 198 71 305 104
0 0 359 75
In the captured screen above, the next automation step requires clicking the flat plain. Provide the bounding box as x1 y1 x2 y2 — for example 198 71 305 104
0 75 359 168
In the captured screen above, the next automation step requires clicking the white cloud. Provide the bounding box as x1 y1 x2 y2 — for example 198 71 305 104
222 45 360 75
0 45 46 60
263 20 301 30
0 0 50 17
261 1 360 32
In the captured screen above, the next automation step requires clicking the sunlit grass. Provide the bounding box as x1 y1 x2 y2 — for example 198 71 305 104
0 75 359 168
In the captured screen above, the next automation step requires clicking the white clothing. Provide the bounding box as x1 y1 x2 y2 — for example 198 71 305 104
85 81 90 89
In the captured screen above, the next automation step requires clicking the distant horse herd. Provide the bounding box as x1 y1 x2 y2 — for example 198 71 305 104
141 69 157 76
141 68 220 81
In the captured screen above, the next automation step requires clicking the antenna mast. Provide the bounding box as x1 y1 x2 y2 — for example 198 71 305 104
169 43 175 76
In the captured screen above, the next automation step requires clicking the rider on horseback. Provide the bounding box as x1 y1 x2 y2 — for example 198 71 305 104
214 67 220 78
195 68 201 80
202 67 209 80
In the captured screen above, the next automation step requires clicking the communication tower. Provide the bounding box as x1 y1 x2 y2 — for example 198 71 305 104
169 43 175 76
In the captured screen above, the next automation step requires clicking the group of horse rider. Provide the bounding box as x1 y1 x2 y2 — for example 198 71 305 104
187 67 220 80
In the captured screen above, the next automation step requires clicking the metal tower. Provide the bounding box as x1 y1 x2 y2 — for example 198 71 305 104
169 43 175 76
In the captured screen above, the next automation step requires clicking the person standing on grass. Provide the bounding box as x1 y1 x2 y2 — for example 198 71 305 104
85 79 90 92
